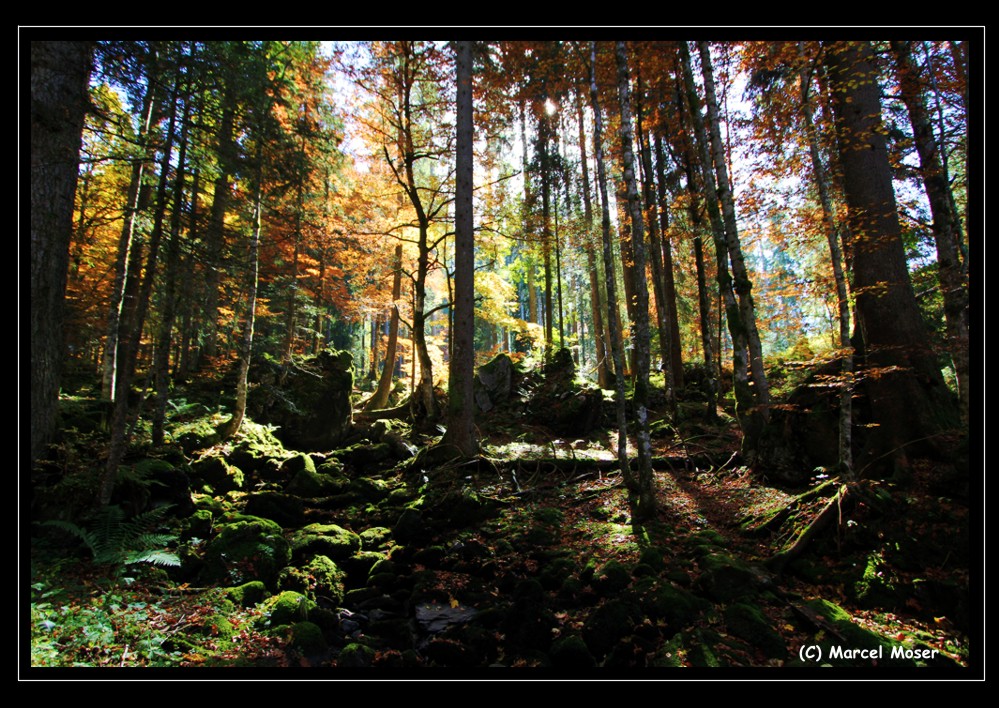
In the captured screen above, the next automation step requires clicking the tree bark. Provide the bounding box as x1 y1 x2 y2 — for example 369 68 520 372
824 40 958 473
590 42 633 491
440 40 478 459
30 40 93 464
615 41 656 520
890 40 970 422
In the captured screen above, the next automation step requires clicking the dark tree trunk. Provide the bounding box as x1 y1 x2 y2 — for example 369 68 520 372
440 40 478 458
615 41 656 520
30 40 93 464
824 40 958 474
890 40 970 422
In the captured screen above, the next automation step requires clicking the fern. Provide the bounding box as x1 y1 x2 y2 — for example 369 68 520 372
42 505 180 571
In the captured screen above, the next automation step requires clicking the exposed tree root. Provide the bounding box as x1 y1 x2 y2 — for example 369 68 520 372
766 482 849 574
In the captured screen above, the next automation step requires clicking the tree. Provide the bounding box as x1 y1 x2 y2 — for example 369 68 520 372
440 40 478 458
30 40 94 464
824 40 957 473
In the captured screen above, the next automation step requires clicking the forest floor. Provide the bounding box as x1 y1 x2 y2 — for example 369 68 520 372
26 369 975 676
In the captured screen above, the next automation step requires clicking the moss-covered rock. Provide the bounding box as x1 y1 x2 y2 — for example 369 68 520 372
582 599 639 657
393 508 424 544
290 523 361 562
190 455 244 494
286 467 350 497
289 621 328 655
853 552 902 609
640 581 707 629
348 476 391 502
800 598 914 667
697 553 771 602
277 555 347 606
260 590 314 626
338 642 376 668
227 420 290 477
724 602 787 658
340 550 385 583
358 526 393 551
591 559 632 596
199 517 291 587
243 492 306 528
549 635 596 668
224 580 268 607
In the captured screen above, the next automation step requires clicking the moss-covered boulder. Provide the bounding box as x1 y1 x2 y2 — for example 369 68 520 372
249 349 354 452
277 555 347 606
199 516 291 587
549 635 597 668
591 559 632 596
189 455 244 494
797 598 914 667
853 552 902 609
227 421 290 478
338 642 377 668
724 602 787 658
259 590 314 626
582 599 639 657
392 508 424 544
697 553 772 602
243 492 306 528
224 580 268 608
290 523 361 562
358 526 393 551
474 352 515 413
289 621 328 655
640 581 707 630
286 467 350 497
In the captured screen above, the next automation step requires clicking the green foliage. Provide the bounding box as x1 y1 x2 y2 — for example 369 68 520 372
41 505 180 574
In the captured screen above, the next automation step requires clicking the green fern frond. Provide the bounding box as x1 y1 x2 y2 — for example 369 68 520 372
122 549 181 568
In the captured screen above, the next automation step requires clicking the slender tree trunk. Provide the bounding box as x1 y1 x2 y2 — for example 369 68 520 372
440 40 478 458
102 77 156 400
890 40 970 421
615 41 656 519
364 244 403 412
697 41 770 423
635 76 677 417
653 132 685 389
679 42 755 443
590 42 634 491
102 54 182 505
799 44 853 477
219 154 263 441
30 40 93 464
152 92 193 446
202 86 236 364
575 86 611 389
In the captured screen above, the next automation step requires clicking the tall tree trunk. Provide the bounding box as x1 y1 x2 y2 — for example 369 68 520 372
635 75 677 417
575 86 611 389
697 41 771 423
679 42 755 444
824 40 957 475
30 40 93 464
102 53 183 505
590 42 634 492
219 152 263 441
202 85 236 364
152 91 193 447
890 40 970 422
440 40 478 458
653 132 685 390
102 75 156 400
364 244 403 412
615 41 656 519
799 44 854 477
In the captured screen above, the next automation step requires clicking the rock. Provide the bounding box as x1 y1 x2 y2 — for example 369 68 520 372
199 517 291 588
640 581 707 630
291 523 362 562
338 642 376 668
358 526 393 551
277 555 346 606
474 352 515 413
724 602 787 658
286 467 350 497
250 349 355 452
582 599 639 657
224 580 268 607
697 553 772 602
289 621 328 655
591 559 632 596
190 455 244 494
549 635 596 668
393 508 424 544
260 590 313 626
243 492 306 528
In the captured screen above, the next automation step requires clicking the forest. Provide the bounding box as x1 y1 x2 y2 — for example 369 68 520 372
27 36 975 674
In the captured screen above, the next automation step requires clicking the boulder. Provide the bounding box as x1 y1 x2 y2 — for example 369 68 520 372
474 352 515 413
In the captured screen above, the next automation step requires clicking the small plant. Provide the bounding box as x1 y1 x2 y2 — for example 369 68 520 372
41 504 180 574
